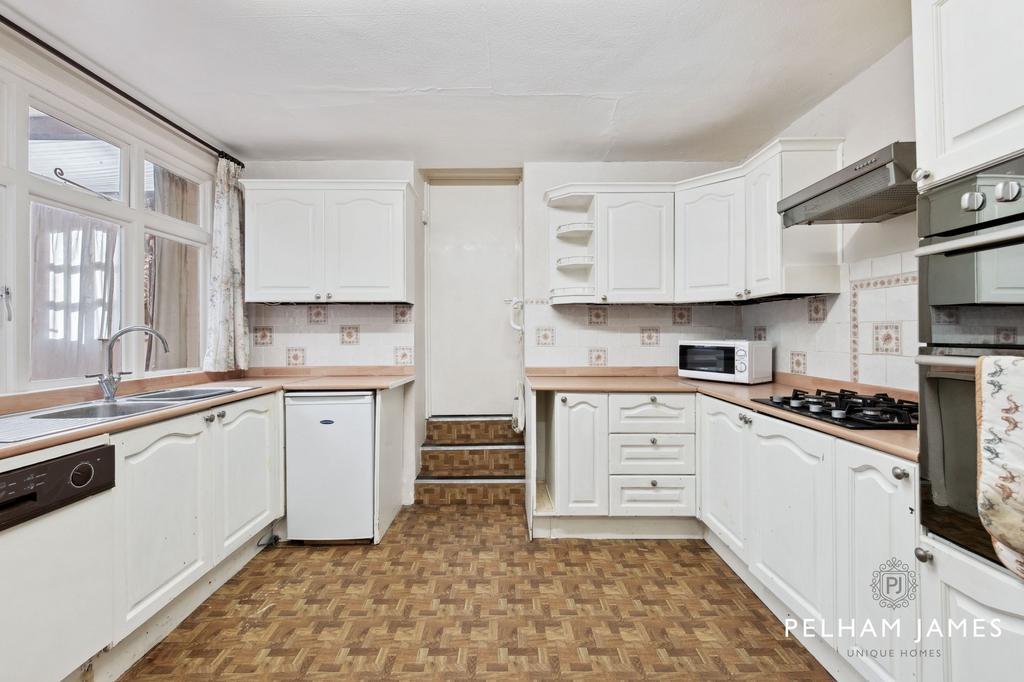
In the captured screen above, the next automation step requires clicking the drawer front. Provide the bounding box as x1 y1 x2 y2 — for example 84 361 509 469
609 475 696 517
608 393 695 433
609 434 695 475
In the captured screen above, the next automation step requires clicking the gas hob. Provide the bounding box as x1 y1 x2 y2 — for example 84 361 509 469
752 388 918 430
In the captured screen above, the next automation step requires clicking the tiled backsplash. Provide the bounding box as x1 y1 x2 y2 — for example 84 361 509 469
525 303 742 367
248 303 414 367
741 251 919 391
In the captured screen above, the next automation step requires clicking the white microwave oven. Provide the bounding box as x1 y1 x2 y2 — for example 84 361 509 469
677 340 772 384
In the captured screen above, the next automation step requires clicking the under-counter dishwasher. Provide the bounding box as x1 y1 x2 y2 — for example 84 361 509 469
285 392 374 540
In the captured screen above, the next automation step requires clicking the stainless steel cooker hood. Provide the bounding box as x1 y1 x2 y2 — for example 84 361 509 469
777 141 917 227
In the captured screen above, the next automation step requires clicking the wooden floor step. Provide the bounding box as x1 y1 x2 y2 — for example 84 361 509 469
420 444 525 478
415 480 525 506
425 416 523 446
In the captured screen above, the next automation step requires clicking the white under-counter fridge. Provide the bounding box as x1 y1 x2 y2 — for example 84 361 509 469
285 392 374 540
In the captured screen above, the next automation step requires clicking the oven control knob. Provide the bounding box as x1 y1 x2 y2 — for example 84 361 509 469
69 462 94 489
736 361 747 373
736 349 747 358
960 191 986 212
995 181 1022 203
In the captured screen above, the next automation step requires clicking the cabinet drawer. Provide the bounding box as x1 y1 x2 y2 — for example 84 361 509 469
609 434 695 475
608 393 695 433
609 475 696 516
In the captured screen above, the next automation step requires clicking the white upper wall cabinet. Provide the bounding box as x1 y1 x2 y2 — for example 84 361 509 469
243 180 413 303
675 176 745 302
913 0 1024 189
598 194 674 303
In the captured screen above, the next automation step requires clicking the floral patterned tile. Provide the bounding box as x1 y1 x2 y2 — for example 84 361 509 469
587 307 607 326
253 326 274 346
285 347 306 366
394 346 414 365
996 327 1018 344
672 306 692 326
394 304 413 324
340 325 360 345
790 351 807 375
535 327 555 346
588 347 608 367
307 305 328 325
640 327 660 346
807 296 827 323
872 323 902 354
753 326 767 341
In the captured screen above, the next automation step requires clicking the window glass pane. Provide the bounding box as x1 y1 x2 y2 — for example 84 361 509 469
143 233 201 371
144 160 200 224
28 107 122 200
30 202 122 381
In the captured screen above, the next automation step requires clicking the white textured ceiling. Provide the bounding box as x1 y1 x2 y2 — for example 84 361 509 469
1 0 911 166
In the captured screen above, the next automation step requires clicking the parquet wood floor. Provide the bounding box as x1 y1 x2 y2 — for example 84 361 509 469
120 505 830 681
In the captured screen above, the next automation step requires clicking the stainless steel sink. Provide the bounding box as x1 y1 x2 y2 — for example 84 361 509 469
126 388 240 402
31 402 177 420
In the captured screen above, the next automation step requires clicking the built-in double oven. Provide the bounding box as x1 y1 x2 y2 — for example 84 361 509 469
918 154 1024 565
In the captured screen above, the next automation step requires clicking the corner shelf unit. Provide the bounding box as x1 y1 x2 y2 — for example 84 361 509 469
555 255 594 271
548 191 597 304
555 222 594 239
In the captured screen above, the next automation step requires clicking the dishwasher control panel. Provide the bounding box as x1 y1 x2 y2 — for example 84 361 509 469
0 444 115 533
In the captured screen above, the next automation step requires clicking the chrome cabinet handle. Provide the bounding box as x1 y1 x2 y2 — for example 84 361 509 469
203 414 216 423
600 294 608 302
914 547 933 563
738 414 753 425
650 480 658 487
743 288 751 296
560 396 567 404
911 168 931 182
216 410 226 419
891 466 909 480
649 395 657 403
961 191 986 212
314 293 322 300
326 292 333 300
650 437 657 444
735 291 743 298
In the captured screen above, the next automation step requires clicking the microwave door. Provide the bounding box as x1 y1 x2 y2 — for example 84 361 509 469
681 346 735 374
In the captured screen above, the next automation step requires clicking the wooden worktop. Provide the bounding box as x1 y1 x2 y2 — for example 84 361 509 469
526 368 919 462
0 370 414 461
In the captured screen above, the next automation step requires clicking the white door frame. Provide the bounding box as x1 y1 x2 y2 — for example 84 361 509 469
423 171 523 417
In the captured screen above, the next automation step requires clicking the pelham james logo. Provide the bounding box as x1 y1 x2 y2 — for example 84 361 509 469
871 557 918 609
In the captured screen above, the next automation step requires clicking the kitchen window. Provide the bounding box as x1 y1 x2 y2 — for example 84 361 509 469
29 201 122 382
143 233 202 371
28 107 123 200
144 159 200 224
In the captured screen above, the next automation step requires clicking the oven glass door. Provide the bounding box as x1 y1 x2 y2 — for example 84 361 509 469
679 345 736 375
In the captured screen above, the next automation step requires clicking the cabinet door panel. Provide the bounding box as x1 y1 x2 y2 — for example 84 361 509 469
913 0 1024 188
554 393 608 515
598 193 674 303
324 189 405 301
749 416 834 632
675 179 745 302
244 190 324 301
608 393 695 433
919 536 1024 680
113 414 212 641
216 395 279 561
745 156 782 297
609 433 694 475
609 475 695 516
835 441 918 682
698 397 750 558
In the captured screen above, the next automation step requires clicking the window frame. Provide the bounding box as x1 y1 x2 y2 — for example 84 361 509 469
0 55 216 394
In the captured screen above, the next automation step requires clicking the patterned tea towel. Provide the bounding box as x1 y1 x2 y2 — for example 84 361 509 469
977 356 1024 579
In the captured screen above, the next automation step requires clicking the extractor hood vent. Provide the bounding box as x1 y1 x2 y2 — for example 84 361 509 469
777 142 917 227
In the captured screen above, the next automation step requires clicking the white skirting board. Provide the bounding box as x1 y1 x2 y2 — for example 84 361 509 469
64 523 276 682
531 515 703 539
705 530 865 682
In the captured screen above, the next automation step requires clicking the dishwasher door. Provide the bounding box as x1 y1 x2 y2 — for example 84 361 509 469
285 392 374 540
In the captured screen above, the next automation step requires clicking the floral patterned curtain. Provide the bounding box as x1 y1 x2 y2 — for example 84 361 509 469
202 157 248 370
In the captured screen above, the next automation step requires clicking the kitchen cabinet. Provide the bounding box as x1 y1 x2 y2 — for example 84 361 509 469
835 441 919 682
214 394 281 561
609 474 695 516
675 176 745 302
748 414 835 635
912 0 1024 190
113 411 214 641
597 193 674 303
243 180 413 303
917 536 1024 680
697 396 751 560
609 433 694 475
113 394 284 641
608 392 695 433
552 392 609 515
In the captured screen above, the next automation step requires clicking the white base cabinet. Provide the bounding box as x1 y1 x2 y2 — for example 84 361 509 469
112 394 283 642
697 396 751 560
552 393 609 516
835 440 919 682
